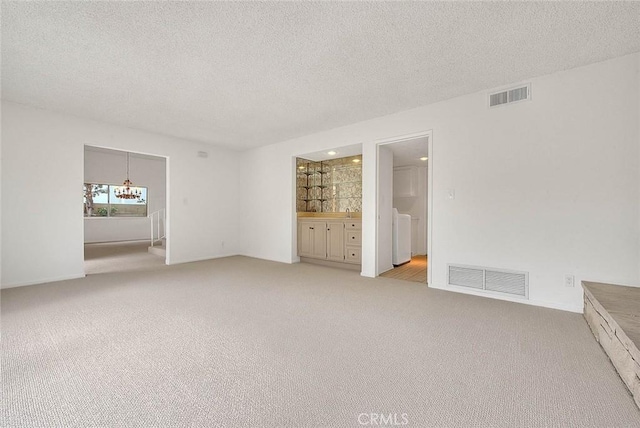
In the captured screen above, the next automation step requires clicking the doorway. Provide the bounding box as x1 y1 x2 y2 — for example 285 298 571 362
376 132 432 284
83 145 168 275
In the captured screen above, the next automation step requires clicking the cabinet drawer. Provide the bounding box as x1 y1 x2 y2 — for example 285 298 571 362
346 230 361 245
345 246 361 263
345 221 361 230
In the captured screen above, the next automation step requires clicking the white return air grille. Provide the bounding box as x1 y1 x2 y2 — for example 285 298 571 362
489 84 531 108
448 264 529 298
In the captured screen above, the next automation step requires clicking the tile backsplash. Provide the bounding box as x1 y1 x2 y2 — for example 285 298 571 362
296 155 362 213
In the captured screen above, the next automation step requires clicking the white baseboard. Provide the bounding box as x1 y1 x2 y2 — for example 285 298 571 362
1 273 86 290
236 252 294 265
429 283 583 313
299 257 361 271
360 270 375 278
84 239 151 244
167 252 240 265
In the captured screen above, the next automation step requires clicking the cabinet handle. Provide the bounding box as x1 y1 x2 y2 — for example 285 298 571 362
310 227 314 230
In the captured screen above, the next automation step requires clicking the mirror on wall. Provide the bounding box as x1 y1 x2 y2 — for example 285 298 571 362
296 155 362 213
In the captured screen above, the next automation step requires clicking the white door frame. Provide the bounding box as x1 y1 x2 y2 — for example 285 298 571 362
375 130 433 285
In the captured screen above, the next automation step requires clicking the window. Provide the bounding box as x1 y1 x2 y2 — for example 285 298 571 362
83 183 148 217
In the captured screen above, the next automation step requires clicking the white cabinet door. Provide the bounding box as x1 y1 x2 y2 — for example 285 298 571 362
311 223 327 258
299 221 327 259
298 221 315 258
326 221 345 261
345 246 361 263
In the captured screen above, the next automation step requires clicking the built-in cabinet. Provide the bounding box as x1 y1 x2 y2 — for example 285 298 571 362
393 166 418 197
298 218 362 265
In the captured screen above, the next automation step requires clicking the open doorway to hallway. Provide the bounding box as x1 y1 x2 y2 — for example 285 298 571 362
83 146 167 275
377 135 430 284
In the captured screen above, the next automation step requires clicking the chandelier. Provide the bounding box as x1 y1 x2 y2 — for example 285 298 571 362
115 152 142 200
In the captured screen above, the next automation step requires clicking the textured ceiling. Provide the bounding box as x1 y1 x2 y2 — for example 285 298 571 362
2 2 639 150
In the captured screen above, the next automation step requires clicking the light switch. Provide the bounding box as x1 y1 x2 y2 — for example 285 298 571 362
448 189 455 200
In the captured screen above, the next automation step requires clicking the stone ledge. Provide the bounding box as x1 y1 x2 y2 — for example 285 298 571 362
583 281 640 410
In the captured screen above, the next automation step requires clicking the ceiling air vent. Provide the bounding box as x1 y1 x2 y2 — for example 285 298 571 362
448 264 529 298
489 84 530 108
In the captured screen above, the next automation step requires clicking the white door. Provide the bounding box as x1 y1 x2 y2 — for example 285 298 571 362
377 145 394 274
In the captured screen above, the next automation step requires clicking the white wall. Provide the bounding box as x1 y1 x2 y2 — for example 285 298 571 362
393 166 428 255
240 53 640 313
1 102 241 288
84 148 166 243
0 106 3 286
84 218 153 244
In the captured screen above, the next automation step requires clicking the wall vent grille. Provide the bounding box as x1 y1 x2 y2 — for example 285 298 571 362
448 264 528 298
489 84 530 108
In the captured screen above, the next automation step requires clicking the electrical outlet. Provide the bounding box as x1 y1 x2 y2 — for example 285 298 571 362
564 274 574 287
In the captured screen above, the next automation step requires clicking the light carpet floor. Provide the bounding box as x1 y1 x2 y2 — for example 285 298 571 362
84 241 166 275
2 256 640 427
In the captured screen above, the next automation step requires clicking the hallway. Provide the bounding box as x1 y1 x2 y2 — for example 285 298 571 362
380 255 427 283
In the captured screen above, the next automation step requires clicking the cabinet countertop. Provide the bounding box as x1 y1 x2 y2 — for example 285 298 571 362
297 213 362 219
